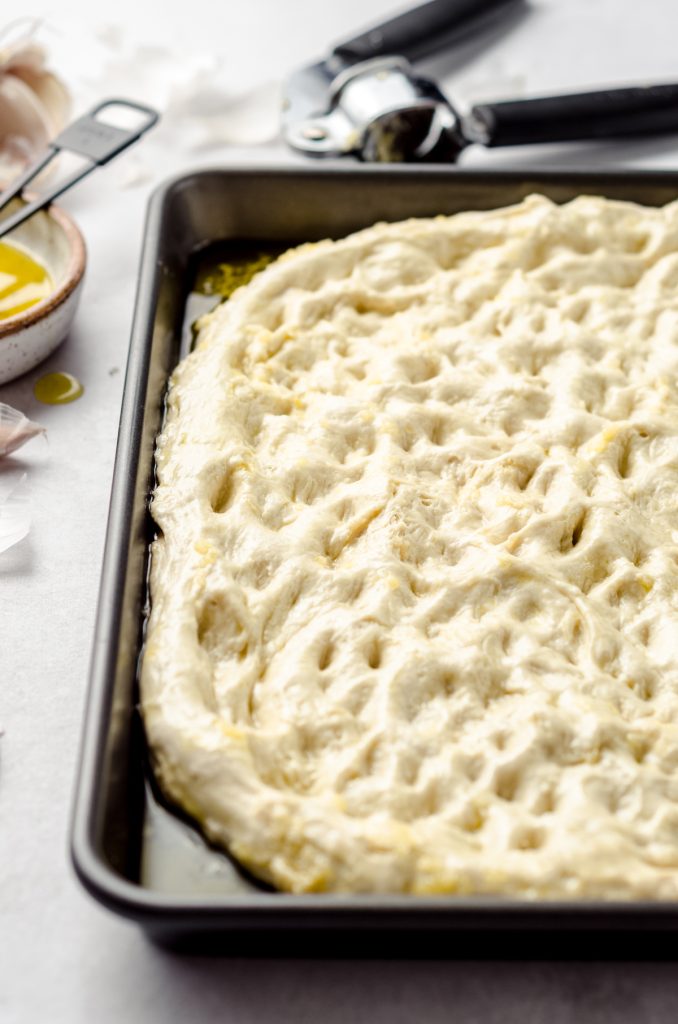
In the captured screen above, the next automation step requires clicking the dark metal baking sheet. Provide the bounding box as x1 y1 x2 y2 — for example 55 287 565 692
71 166 678 954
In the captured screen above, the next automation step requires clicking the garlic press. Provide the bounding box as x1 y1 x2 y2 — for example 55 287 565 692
282 0 678 163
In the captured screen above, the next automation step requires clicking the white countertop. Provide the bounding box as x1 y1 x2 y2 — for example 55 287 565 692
4 1 678 1020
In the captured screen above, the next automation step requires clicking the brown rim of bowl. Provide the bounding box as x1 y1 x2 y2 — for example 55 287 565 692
0 199 87 340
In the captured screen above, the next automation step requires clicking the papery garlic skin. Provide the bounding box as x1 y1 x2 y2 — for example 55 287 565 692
0 474 29 554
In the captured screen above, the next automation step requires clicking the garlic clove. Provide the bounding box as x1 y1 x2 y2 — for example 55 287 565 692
1 39 48 75
9 65 70 135
0 72 53 155
0 402 45 457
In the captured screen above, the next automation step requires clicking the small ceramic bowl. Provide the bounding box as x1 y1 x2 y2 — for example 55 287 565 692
0 195 86 385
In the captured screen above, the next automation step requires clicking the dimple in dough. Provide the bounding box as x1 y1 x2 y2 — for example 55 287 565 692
141 194 678 897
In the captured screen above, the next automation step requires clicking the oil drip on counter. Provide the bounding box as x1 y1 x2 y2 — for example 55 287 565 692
0 240 53 320
34 371 83 405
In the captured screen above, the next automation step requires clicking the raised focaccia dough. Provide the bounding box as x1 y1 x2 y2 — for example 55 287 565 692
142 194 678 897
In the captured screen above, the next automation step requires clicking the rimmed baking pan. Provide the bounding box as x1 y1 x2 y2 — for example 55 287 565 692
71 165 678 955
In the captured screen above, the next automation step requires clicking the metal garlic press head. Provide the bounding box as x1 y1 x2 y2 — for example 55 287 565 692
282 0 678 163
285 54 466 163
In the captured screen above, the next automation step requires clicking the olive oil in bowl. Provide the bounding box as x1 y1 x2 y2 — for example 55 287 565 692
0 239 53 320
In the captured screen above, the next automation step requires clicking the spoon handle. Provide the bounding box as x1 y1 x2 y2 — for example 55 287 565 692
0 99 159 239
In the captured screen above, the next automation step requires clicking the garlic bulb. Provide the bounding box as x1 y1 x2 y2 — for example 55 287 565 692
0 19 70 181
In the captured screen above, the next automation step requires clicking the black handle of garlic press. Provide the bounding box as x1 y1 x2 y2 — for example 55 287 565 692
332 0 522 66
467 83 678 148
